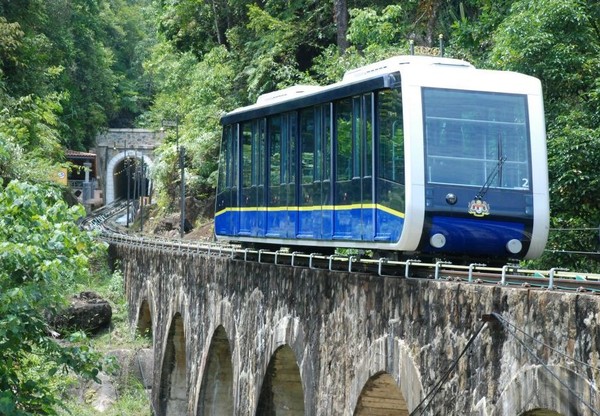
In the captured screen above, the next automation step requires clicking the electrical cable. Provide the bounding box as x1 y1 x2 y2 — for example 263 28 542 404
549 227 600 231
409 321 487 416
545 249 600 256
491 312 600 416
492 313 599 371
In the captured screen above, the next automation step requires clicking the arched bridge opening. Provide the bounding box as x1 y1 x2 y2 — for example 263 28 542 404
256 345 305 415
196 325 234 415
136 299 152 340
158 313 187 416
354 372 408 416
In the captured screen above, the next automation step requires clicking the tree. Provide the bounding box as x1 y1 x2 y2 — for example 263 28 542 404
0 180 105 415
334 0 349 53
483 0 600 271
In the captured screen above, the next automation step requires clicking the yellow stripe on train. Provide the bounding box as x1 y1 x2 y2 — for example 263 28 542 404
215 204 405 219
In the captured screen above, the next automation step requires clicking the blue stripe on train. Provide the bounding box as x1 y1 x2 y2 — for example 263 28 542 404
425 216 526 256
215 207 404 243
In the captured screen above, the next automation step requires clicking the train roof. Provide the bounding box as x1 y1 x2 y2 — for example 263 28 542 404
221 55 540 125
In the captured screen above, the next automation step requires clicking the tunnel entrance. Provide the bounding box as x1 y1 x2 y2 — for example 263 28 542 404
113 157 149 201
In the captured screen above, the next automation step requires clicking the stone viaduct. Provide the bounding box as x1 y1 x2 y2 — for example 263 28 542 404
112 242 600 415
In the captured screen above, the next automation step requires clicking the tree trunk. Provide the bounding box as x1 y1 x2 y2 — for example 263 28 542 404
209 0 222 45
333 0 349 54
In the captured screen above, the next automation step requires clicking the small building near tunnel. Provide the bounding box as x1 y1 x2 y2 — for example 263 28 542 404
65 149 102 209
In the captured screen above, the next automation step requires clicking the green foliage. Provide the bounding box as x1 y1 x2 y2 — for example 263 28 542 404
347 5 406 53
0 0 153 150
0 180 106 415
489 0 599 111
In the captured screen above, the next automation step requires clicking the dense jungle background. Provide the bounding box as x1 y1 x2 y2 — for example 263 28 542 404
1 1 600 413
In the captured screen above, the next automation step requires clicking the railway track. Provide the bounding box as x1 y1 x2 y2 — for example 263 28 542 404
82 201 600 294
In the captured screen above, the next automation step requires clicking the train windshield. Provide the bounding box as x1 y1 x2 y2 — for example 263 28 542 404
423 88 531 190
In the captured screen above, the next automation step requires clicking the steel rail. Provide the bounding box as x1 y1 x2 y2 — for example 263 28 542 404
84 203 600 294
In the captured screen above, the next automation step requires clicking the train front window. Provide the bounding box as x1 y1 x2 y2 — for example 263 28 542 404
423 88 530 190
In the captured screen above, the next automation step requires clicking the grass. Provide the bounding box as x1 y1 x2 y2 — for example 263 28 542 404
55 253 153 415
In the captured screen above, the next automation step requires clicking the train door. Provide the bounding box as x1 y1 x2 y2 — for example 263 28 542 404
361 93 375 240
284 113 298 238
239 119 266 236
375 88 405 242
297 107 321 239
297 105 331 240
266 115 283 237
215 124 239 236
334 94 374 240
321 104 333 239
334 98 353 239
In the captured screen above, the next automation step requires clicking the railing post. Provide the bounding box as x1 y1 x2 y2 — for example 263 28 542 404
435 261 451 280
548 267 568 290
468 263 486 283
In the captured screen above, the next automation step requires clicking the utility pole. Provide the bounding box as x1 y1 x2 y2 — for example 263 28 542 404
140 154 145 232
179 144 185 238
125 141 130 227
161 116 185 238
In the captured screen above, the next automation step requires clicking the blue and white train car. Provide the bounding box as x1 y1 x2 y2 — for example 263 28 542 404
215 55 549 261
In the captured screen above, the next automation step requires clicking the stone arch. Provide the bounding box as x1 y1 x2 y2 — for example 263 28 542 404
105 150 153 204
349 336 422 414
136 299 153 340
494 364 599 416
158 313 188 416
196 325 234 415
354 371 408 416
256 345 305 415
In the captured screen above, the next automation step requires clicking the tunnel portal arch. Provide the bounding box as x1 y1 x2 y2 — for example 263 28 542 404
105 150 153 204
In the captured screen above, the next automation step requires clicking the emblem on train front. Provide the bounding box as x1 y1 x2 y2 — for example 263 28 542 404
468 199 490 217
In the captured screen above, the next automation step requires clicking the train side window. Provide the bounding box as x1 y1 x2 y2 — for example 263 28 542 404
217 125 230 194
286 113 297 206
268 116 282 187
364 93 373 179
255 119 266 207
377 88 405 213
336 98 352 181
241 122 252 189
322 104 332 183
231 124 238 191
378 89 405 184
300 108 315 185
352 96 362 178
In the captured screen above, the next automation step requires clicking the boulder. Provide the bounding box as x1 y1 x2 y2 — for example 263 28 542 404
51 291 112 335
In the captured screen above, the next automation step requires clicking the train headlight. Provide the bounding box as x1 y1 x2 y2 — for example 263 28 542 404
445 193 457 205
506 239 522 254
430 233 446 248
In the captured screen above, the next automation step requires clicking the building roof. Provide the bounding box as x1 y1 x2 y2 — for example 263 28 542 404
66 149 96 159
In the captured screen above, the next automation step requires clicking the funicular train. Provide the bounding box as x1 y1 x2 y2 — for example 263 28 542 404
214 55 549 262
